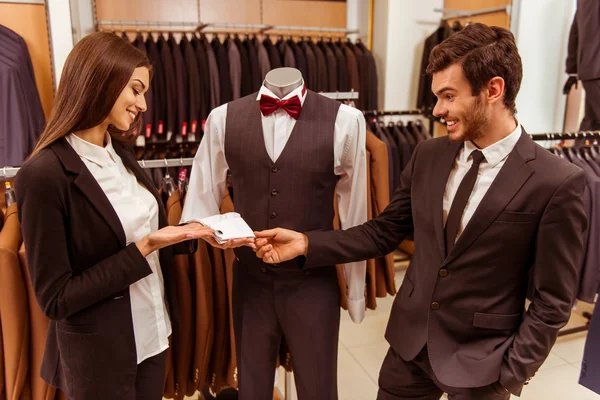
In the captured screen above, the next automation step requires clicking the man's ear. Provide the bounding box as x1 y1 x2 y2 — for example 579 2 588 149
487 76 505 105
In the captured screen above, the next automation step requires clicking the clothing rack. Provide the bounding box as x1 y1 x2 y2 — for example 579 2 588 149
322 91 359 100
364 109 433 135
530 130 600 337
0 158 194 179
0 0 44 4
434 5 512 20
96 20 359 36
528 131 600 141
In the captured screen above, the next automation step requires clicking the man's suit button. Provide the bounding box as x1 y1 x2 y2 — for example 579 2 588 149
272 167 279 173
430 302 440 310
439 269 448 277
271 189 279 196
261 267 267 273
270 212 277 219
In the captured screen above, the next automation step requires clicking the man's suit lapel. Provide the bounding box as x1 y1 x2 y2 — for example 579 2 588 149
433 140 463 260
442 131 537 266
51 138 127 247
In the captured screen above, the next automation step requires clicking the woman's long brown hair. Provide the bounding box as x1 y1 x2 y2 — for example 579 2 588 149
30 32 152 158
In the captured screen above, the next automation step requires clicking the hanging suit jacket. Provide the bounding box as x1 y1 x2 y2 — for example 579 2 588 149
320 41 338 92
332 42 350 92
254 38 271 82
205 39 221 109
244 38 262 93
301 41 318 91
191 36 211 124
288 40 308 86
0 25 45 166
18 244 59 400
566 0 600 81
213 38 232 105
343 42 361 99
366 132 396 297
417 22 454 117
181 37 202 138
234 37 252 97
165 191 194 399
0 204 30 400
15 138 195 399
303 131 587 396
220 192 238 390
580 294 600 394
309 40 328 93
188 236 214 394
158 35 177 138
0 326 4 400
226 38 242 101
133 33 154 138
146 35 165 138
168 34 188 139
357 42 378 111
263 37 282 70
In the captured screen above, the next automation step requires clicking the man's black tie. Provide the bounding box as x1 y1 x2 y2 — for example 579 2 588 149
445 150 486 254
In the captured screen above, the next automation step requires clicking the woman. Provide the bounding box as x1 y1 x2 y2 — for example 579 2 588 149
16 32 213 400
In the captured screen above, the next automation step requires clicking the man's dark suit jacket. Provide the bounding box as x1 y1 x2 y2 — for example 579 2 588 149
566 0 600 81
304 131 587 395
15 137 195 399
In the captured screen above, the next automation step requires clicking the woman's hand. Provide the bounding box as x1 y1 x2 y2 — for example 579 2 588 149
136 224 215 257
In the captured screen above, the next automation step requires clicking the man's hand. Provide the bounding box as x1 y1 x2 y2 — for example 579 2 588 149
563 75 578 95
253 228 308 264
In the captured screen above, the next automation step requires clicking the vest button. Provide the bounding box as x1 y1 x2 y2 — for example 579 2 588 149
271 189 279 196
261 267 267 273
271 167 279 173
430 302 440 310
439 269 448 277
270 212 277 219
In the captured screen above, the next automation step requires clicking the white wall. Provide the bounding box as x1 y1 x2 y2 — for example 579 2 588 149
372 0 443 111
514 0 577 133
47 0 75 86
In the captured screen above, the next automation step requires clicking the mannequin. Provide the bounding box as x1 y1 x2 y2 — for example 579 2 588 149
181 70 367 399
263 67 303 98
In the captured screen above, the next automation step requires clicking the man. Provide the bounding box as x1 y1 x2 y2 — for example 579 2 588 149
254 23 588 399
563 0 600 131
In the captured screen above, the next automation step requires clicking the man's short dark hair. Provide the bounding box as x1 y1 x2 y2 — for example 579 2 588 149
426 23 523 115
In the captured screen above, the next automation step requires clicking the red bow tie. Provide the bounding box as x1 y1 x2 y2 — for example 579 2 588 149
259 95 302 120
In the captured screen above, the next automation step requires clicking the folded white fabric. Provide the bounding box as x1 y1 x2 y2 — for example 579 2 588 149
199 212 256 244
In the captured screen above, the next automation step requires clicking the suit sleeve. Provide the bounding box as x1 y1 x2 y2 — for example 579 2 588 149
304 140 418 268
16 164 153 321
499 169 587 394
566 12 578 75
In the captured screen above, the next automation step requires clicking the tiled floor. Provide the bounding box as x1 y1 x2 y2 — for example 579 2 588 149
187 266 600 400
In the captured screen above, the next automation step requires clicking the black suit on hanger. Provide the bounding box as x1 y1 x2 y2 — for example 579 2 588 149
168 34 188 139
301 40 318 90
319 40 337 92
146 35 165 139
288 40 308 85
212 37 232 105
331 41 349 92
133 34 154 139
158 35 177 139
0 24 45 165
357 41 378 110
263 37 282 70
234 36 253 97
191 35 211 123
244 37 262 92
181 36 201 139
309 39 327 92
